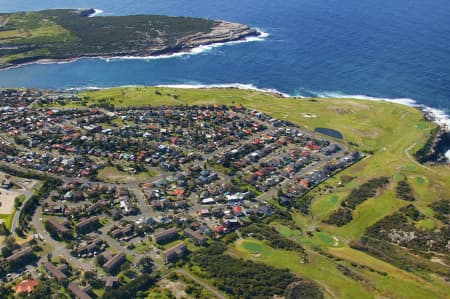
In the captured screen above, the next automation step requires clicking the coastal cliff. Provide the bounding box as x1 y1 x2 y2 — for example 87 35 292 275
0 9 259 69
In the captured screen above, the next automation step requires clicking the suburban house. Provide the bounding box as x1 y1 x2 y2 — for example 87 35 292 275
42 261 68 283
103 252 126 273
163 242 187 263
183 228 206 245
152 227 179 244
68 282 92 299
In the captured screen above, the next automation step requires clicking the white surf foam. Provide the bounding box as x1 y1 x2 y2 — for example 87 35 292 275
103 29 269 62
303 90 450 131
155 83 289 97
88 9 104 17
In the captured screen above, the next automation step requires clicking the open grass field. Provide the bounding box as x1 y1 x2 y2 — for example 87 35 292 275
231 239 448 299
97 166 157 183
0 211 15 230
50 86 450 298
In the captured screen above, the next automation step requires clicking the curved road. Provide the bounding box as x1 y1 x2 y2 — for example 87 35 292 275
32 206 95 271
174 269 226 299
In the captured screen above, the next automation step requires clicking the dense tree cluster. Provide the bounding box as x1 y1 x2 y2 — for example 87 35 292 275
324 177 389 226
341 177 390 209
191 243 311 299
292 194 314 215
413 127 440 163
102 274 156 299
395 179 415 201
399 204 424 221
430 199 450 224
323 207 353 226
284 280 324 299
137 256 154 274
349 237 449 277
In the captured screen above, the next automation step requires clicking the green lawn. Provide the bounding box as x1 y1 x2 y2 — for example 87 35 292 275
0 211 15 230
231 239 448 299
272 223 301 238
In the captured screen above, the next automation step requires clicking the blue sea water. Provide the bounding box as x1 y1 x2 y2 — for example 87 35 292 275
0 0 449 120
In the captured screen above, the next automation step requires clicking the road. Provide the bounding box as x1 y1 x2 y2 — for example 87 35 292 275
9 183 33 235
174 269 226 299
31 207 95 271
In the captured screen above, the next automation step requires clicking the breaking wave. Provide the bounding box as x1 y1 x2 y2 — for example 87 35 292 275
103 29 269 62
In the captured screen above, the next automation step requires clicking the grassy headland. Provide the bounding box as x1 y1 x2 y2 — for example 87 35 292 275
0 9 257 69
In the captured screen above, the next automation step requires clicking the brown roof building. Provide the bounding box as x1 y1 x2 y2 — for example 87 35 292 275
163 242 187 263
103 252 126 273
6 247 33 264
152 227 179 244
68 283 92 299
183 228 206 245
15 279 39 294
47 218 70 234
42 261 67 282
75 216 99 233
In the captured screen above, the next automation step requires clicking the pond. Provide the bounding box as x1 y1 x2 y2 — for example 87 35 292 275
314 127 343 139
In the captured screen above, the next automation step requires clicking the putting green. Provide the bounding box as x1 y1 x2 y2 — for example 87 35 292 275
241 240 266 255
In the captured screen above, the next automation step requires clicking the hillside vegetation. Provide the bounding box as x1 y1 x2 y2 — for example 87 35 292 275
0 9 254 68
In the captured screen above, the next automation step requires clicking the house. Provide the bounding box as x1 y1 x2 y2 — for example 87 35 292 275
163 242 187 263
215 225 226 235
15 279 39 295
110 225 133 239
152 227 179 244
232 206 243 216
6 247 33 264
42 261 67 282
105 276 119 288
76 238 104 256
183 228 206 245
1 179 13 189
75 216 99 233
103 252 126 273
68 283 92 299
47 218 70 235
198 209 211 217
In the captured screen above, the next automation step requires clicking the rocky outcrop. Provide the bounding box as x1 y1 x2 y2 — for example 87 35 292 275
179 21 259 47
132 21 259 57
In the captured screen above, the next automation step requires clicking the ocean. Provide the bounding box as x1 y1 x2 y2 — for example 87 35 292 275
0 0 449 126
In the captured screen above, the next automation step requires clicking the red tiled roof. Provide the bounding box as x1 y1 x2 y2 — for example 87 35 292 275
15 279 39 294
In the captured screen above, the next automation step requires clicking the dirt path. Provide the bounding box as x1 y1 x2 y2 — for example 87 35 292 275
174 269 227 299
405 143 435 173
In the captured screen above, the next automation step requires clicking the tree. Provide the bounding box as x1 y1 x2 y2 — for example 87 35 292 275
1 246 12 258
137 256 154 273
96 254 107 267
0 222 9 236
44 220 58 238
